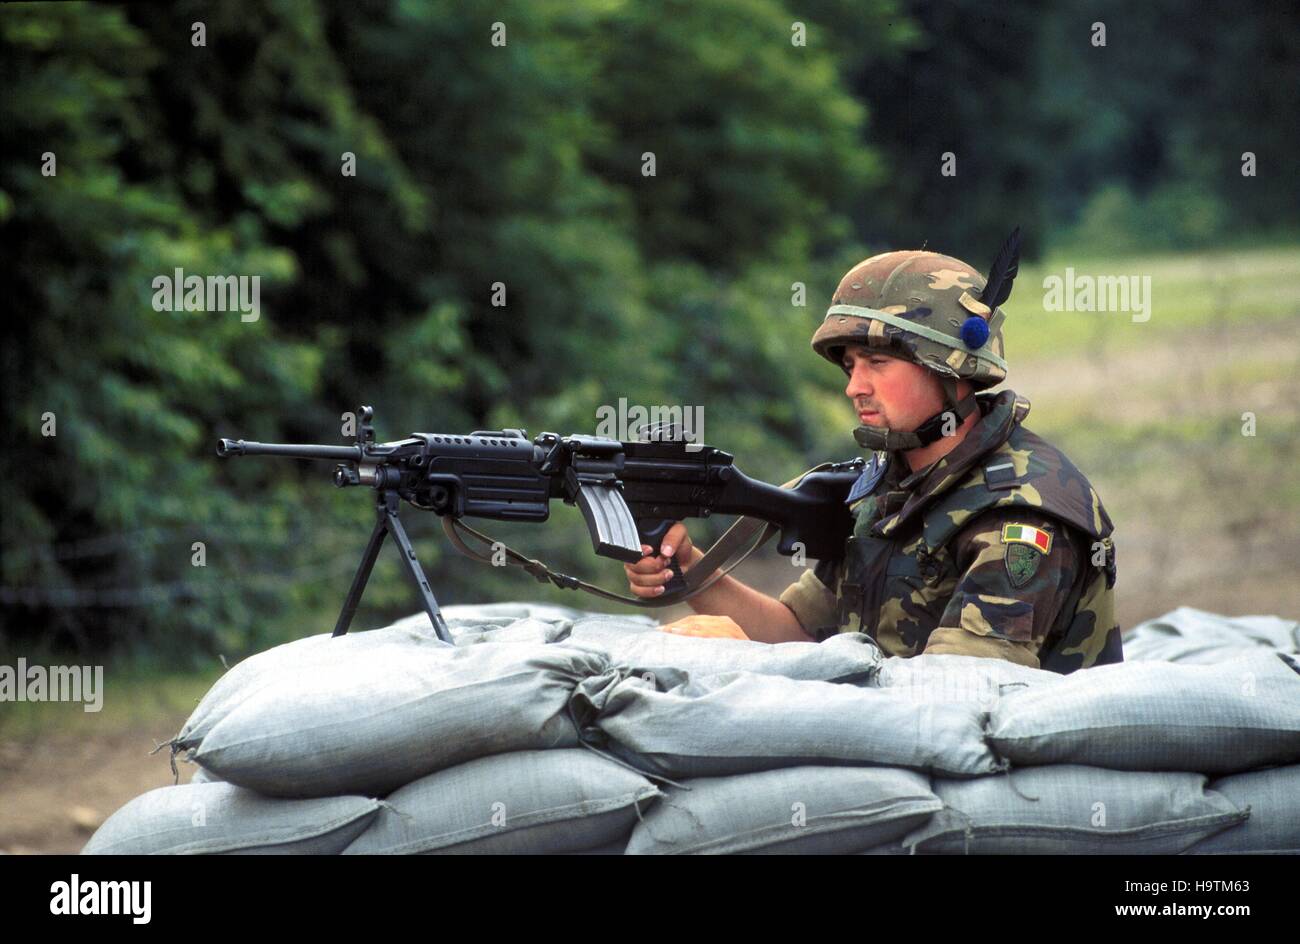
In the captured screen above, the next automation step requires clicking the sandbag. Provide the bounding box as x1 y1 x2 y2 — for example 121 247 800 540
343 749 660 854
176 620 451 749
392 603 658 640
625 765 941 855
181 640 609 798
1187 764 1300 854
571 669 1004 779
988 652 1300 774
439 612 884 685
871 653 1061 707
187 764 221 785
440 601 612 623
422 615 579 645
900 765 1247 854
1123 606 1299 663
554 619 883 685
81 782 381 855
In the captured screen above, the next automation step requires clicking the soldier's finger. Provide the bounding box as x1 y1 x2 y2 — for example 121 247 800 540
626 556 665 574
625 568 669 588
660 522 691 559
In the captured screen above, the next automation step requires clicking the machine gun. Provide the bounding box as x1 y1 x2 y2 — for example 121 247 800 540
217 406 863 642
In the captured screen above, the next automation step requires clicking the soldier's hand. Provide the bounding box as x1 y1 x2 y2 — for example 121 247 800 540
623 522 695 599
659 614 749 640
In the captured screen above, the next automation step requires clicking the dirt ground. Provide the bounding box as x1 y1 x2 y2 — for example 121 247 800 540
0 715 201 854
3 318 1297 854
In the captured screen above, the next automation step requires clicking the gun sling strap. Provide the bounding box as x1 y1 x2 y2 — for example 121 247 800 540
442 462 836 609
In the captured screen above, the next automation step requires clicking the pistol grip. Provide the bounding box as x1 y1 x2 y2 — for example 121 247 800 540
664 557 688 595
638 518 690 595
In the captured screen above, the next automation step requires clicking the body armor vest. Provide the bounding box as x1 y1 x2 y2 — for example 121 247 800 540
836 392 1122 673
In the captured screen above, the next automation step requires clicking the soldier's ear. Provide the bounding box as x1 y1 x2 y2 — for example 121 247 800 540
921 365 950 405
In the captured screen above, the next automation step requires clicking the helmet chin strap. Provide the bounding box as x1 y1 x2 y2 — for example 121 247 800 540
852 377 977 452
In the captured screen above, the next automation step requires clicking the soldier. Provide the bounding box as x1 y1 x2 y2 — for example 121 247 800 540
625 236 1122 673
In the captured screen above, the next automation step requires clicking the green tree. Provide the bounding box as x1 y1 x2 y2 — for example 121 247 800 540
1 0 891 662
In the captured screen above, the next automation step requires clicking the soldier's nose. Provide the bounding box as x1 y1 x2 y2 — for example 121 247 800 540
846 375 871 399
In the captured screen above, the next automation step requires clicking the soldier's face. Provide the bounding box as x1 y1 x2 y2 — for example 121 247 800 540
841 345 945 432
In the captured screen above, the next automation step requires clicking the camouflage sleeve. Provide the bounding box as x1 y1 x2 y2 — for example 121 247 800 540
923 509 1082 669
778 558 842 641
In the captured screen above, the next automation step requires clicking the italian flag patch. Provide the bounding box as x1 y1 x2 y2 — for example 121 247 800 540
1001 523 1052 554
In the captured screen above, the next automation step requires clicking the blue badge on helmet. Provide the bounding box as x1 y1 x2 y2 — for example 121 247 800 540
960 315 990 349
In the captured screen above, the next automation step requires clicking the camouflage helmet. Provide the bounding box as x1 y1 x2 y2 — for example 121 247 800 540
810 248 1012 389
813 231 1023 452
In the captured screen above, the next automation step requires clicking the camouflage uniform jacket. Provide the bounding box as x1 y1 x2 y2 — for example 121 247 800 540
779 389 1122 673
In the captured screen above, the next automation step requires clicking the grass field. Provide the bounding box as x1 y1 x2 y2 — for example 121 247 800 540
1009 246 1300 359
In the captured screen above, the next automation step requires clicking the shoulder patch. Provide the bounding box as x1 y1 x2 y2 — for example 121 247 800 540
1000 522 1052 554
1005 543 1042 588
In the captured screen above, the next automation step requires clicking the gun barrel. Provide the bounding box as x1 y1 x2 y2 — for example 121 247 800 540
216 439 362 461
